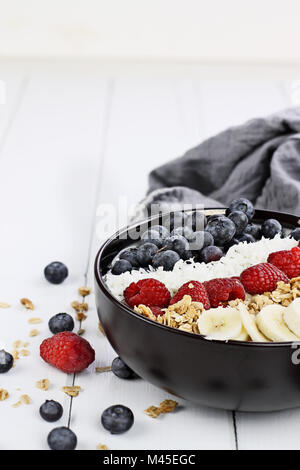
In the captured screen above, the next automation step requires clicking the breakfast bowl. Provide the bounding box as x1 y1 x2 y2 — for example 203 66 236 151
94 208 300 412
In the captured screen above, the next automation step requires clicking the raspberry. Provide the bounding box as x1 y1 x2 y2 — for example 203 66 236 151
268 247 300 279
204 277 245 308
240 262 289 295
170 281 210 309
40 332 95 373
124 279 170 308
149 306 164 316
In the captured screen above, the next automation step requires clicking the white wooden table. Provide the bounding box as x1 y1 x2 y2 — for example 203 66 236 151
0 60 299 450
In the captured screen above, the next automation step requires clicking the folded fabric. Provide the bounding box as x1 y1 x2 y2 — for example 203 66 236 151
137 107 300 220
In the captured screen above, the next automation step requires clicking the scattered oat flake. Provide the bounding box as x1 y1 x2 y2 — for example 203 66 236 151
20 394 31 404
20 349 30 357
76 311 87 321
29 329 38 337
77 328 85 336
20 298 34 310
0 302 10 308
78 286 91 297
0 389 9 401
23 342 29 347
145 399 178 418
95 366 112 373
11 350 19 361
96 443 108 450
71 301 88 312
62 386 81 397
98 322 105 336
12 401 21 408
36 379 50 391
13 340 22 349
28 317 42 324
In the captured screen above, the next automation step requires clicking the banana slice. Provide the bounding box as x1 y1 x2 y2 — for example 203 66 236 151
232 325 249 341
238 303 268 342
256 304 300 342
197 307 242 340
284 298 300 337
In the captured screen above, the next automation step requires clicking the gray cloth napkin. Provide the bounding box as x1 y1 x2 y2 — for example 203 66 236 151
136 107 300 220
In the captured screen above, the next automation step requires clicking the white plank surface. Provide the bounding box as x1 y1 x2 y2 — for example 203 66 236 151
0 61 298 450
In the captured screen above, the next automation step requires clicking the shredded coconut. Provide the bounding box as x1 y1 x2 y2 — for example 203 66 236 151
105 235 297 301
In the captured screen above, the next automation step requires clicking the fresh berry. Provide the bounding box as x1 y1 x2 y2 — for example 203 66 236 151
152 250 180 271
170 281 210 309
237 233 256 244
40 400 63 422
124 279 170 308
141 229 163 248
189 231 208 251
101 405 134 434
47 427 77 450
223 238 239 251
204 278 245 308
137 242 157 267
0 349 14 373
267 247 300 279
48 313 74 334
186 211 207 231
227 198 255 221
163 211 187 231
149 305 164 316
200 245 223 263
164 235 189 256
290 228 300 241
151 225 169 238
228 211 248 235
119 248 140 267
261 219 282 239
206 216 236 245
111 357 139 380
240 262 289 295
40 331 95 373
243 223 261 239
112 259 132 275
171 226 194 240
44 261 68 284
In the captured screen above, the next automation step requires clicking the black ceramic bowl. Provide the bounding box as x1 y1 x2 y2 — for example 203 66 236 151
95 208 300 412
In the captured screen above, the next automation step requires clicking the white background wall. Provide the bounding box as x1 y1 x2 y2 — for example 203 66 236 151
0 0 300 62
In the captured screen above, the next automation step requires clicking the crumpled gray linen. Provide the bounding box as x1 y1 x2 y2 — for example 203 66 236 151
136 107 300 220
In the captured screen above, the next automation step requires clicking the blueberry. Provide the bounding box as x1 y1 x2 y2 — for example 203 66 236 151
141 229 163 248
189 231 214 251
207 214 224 223
0 349 14 373
290 228 300 241
237 234 256 243
112 259 132 275
48 313 74 334
163 236 189 257
111 357 139 380
151 225 169 239
206 216 236 245
40 400 63 422
101 405 134 434
181 250 193 261
162 211 187 232
171 226 194 240
261 219 282 239
137 243 157 267
200 246 223 263
243 223 262 239
227 198 255 221
119 248 140 268
228 211 248 235
44 262 68 284
152 250 180 271
223 238 240 251
186 211 207 231
47 426 77 450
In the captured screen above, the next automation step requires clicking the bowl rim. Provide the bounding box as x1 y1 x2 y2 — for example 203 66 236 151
94 207 300 348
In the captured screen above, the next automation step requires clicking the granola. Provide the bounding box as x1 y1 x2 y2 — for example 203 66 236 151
29 329 39 337
36 379 50 391
62 386 81 397
20 298 34 310
78 286 91 297
71 301 88 312
145 399 178 418
0 389 9 401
